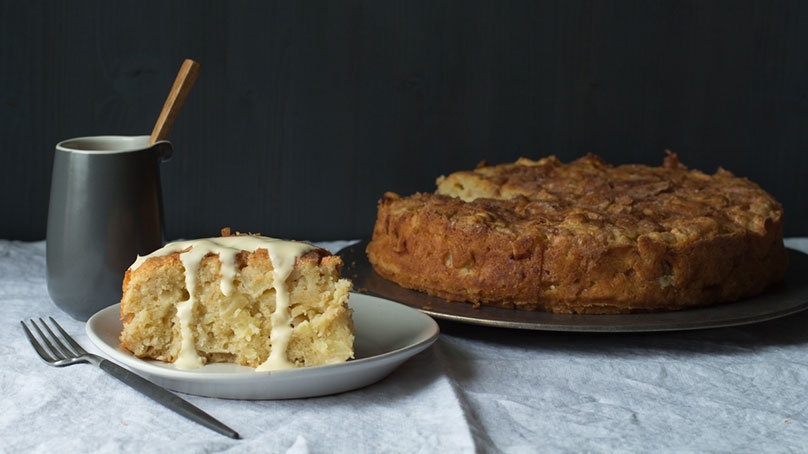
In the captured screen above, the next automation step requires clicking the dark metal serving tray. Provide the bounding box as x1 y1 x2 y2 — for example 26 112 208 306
339 241 808 332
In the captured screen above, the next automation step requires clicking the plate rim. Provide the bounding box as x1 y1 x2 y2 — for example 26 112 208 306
340 241 808 333
85 292 440 399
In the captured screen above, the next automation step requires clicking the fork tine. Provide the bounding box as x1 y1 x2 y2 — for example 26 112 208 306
48 316 88 355
29 319 67 360
20 320 57 362
37 318 78 359
31 319 65 360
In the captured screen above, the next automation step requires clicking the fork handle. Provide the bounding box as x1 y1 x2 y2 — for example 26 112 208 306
98 359 240 439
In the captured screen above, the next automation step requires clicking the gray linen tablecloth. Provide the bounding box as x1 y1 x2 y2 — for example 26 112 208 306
2 238 807 453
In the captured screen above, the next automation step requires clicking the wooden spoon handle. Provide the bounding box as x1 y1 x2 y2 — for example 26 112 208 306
149 59 201 144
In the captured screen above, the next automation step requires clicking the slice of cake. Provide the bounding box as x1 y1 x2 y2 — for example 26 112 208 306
120 230 354 371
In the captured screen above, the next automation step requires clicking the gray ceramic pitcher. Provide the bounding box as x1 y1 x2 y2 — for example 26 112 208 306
46 135 172 321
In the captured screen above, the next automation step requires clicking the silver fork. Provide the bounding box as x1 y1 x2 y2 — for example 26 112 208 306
21 317 240 439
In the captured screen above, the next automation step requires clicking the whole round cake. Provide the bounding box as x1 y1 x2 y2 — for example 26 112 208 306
366 153 787 314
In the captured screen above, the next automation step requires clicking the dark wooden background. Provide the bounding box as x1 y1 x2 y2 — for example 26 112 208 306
2 1 807 242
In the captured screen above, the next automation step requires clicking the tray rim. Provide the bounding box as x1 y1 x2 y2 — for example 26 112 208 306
339 241 808 333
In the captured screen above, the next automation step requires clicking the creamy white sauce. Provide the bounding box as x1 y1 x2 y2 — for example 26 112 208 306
130 236 316 370
256 246 297 372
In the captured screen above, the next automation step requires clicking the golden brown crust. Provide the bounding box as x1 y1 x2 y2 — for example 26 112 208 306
366 154 787 314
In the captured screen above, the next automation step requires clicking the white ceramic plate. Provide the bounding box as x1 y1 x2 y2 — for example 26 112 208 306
86 293 439 400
